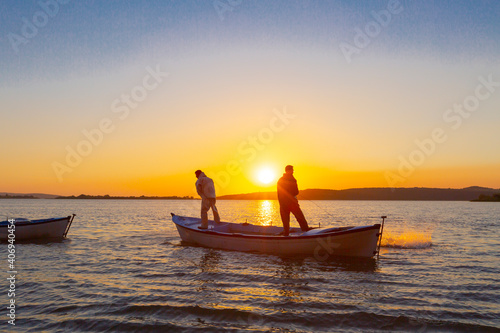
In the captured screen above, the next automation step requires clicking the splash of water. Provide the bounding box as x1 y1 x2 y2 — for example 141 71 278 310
382 231 432 249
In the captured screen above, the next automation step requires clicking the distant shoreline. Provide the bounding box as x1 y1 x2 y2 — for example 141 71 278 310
470 194 500 202
2 186 499 201
54 195 195 200
0 195 38 199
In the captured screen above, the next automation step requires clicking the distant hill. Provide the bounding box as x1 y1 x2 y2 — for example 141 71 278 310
218 187 500 201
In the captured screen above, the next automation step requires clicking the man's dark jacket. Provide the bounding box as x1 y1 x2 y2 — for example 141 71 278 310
277 173 299 206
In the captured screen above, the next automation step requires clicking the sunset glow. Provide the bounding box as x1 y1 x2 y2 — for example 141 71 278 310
256 167 277 185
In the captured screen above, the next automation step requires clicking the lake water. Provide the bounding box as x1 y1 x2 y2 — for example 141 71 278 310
1 199 499 332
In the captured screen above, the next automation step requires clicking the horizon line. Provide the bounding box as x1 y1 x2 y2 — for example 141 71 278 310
2 185 499 198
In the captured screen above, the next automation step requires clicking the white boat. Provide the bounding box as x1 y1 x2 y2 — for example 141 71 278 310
0 215 75 241
171 213 385 258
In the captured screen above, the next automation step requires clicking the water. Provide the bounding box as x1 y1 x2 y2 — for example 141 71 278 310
1 199 499 332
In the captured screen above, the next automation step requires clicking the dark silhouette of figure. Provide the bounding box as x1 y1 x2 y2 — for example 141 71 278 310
195 170 221 229
277 165 310 236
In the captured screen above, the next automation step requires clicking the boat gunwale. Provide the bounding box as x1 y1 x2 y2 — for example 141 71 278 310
172 215 380 241
0 216 71 228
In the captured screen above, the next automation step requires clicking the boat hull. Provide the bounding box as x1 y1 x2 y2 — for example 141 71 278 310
0 215 75 241
172 214 381 258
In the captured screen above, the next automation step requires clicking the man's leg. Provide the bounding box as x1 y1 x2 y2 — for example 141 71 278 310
279 205 291 236
200 199 210 228
290 202 309 231
210 198 221 224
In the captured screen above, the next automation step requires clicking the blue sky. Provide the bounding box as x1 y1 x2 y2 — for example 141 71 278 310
1 0 498 82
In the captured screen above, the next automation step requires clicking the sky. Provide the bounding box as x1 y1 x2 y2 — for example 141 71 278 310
1 0 499 197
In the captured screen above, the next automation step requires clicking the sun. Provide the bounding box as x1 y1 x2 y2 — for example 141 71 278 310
256 167 276 185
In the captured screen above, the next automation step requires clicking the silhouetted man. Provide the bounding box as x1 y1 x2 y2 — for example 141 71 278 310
277 165 310 236
195 170 221 229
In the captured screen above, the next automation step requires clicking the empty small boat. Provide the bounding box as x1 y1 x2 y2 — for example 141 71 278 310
0 214 75 241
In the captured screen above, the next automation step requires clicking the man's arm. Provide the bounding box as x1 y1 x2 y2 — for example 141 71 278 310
196 180 204 198
292 179 299 197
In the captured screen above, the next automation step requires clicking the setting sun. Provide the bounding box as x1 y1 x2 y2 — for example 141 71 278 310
256 167 276 185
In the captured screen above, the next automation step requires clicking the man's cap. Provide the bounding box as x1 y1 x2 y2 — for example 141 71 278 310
195 170 202 176
285 165 293 171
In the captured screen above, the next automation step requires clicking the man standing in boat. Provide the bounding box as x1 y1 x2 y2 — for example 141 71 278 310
195 170 221 229
277 165 311 236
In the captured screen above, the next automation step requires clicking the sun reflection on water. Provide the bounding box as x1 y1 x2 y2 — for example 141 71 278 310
257 200 277 226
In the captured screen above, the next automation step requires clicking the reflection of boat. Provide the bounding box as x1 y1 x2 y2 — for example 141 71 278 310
0 215 75 241
171 213 383 258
